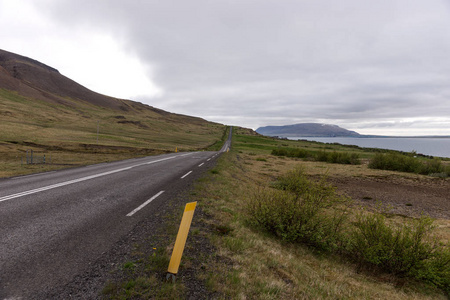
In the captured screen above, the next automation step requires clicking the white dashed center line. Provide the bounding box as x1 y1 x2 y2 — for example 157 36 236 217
181 171 192 179
126 191 165 217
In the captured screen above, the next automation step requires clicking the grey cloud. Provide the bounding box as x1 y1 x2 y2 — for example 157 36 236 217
38 0 450 134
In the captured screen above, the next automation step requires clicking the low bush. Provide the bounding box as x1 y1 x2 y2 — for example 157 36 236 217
415 248 450 293
271 148 310 159
351 213 450 292
351 213 435 275
369 153 450 176
247 168 348 251
315 150 361 165
246 167 450 293
271 148 360 165
419 158 446 175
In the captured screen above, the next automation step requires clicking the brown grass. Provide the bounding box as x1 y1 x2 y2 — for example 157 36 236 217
0 89 226 178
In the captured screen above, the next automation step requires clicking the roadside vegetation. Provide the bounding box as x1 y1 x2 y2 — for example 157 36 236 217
247 168 449 291
4 94 449 298
188 129 449 299
101 129 449 299
272 147 361 165
369 152 450 178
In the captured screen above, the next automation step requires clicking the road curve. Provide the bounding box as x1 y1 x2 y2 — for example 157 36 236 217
0 128 232 299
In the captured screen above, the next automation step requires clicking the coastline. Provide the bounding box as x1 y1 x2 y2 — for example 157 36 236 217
284 136 450 159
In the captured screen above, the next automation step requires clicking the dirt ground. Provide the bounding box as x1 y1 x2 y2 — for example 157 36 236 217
329 174 450 219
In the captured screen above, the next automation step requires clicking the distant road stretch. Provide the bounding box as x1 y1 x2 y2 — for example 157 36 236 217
0 127 232 299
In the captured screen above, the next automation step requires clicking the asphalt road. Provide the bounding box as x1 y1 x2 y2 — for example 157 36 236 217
0 128 232 299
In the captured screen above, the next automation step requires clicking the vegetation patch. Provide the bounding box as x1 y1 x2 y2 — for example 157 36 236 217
245 167 449 292
351 213 450 289
190 130 449 298
247 168 348 251
369 153 450 177
272 148 361 165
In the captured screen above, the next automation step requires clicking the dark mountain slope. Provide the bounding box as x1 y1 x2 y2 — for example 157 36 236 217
0 49 132 110
0 48 215 126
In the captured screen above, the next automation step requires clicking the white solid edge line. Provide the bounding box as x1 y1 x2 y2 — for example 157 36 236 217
11 171 56 180
0 153 193 203
181 171 193 179
126 191 165 217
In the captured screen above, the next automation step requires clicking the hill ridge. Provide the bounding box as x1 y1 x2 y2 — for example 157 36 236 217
256 123 361 137
0 48 144 111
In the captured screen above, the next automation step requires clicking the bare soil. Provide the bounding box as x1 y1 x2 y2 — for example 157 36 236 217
329 174 450 219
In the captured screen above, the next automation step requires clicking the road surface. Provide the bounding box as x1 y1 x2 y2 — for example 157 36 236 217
0 128 232 299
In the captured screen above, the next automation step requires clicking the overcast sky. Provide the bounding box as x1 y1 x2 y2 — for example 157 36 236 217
1 0 450 135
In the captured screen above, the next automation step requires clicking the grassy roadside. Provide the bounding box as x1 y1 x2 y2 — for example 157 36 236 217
188 130 449 299
0 89 227 178
102 129 448 299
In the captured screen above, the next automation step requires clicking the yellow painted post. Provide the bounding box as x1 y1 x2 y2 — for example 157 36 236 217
175 147 178 153
167 202 197 277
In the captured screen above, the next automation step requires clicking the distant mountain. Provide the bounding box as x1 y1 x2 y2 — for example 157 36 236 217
256 123 361 137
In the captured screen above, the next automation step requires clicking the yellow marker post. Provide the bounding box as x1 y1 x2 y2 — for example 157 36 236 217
175 147 178 153
167 202 197 280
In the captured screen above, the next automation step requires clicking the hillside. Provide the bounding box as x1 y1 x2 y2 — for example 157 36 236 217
0 48 202 116
0 49 226 177
256 123 361 137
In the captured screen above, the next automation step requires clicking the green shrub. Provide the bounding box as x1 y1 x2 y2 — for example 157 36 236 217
271 148 288 156
315 151 360 165
247 168 347 251
414 248 450 293
369 153 449 176
418 158 445 175
368 153 420 173
271 148 310 158
271 148 360 165
246 167 450 293
350 213 450 292
351 213 435 274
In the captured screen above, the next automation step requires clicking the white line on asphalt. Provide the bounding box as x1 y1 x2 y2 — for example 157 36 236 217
83 163 106 168
207 158 211 161
181 171 192 179
198 163 204 167
11 171 56 180
0 154 193 203
126 191 165 217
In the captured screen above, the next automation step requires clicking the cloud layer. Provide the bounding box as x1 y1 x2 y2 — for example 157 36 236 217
2 0 450 135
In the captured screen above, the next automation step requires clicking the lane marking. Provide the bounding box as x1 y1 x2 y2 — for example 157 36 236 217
207 158 211 161
126 191 165 217
0 153 193 203
181 171 192 179
11 171 57 180
198 163 204 167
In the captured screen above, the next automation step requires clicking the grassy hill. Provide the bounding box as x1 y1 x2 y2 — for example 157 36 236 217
0 49 226 178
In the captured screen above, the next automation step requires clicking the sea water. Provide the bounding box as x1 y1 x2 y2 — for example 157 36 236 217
287 137 450 159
